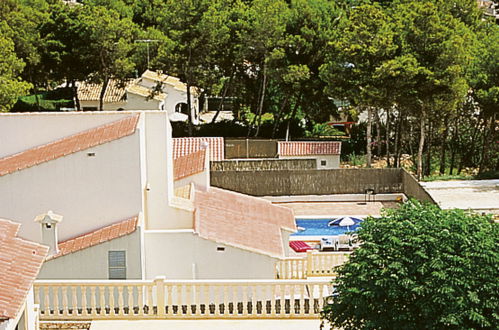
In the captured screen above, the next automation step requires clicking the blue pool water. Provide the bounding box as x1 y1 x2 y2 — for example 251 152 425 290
292 218 362 236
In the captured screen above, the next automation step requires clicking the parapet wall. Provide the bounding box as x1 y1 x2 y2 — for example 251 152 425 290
211 167 436 204
211 159 316 171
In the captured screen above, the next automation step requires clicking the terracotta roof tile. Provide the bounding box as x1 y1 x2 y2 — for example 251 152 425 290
194 187 296 258
0 219 49 319
0 115 140 177
278 141 341 156
173 149 206 181
173 137 224 161
77 79 134 103
47 216 138 260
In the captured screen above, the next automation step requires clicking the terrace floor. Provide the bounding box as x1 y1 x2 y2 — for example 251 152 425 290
274 201 399 217
90 319 328 330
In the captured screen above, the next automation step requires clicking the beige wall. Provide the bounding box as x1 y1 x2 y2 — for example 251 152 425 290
0 133 143 243
79 100 127 111
144 231 276 279
38 230 142 280
123 93 163 111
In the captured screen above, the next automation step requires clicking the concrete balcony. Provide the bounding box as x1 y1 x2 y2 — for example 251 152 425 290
276 251 350 279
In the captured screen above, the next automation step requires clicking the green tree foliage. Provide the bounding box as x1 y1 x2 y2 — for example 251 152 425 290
323 201 499 329
0 33 31 111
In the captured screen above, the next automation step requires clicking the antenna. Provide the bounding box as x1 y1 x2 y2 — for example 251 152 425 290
135 39 159 69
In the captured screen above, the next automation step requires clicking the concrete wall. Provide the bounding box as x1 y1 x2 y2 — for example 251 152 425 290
0 112 132 158
401 169 438 204
0 133 143 242
211 159 316 171
225 139 278 159
38 230 142 280
144 231 276 279
279 155 340 169
211 168 403 196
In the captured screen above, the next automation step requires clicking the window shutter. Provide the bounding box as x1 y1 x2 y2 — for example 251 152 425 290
108 251 126 280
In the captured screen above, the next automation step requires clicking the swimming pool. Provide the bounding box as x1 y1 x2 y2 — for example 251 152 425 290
292 218 362 237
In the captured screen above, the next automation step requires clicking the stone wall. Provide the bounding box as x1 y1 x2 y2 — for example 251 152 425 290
401 169 438 204
211 159 316 171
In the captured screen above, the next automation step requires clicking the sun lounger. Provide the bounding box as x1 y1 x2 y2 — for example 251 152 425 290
289 240 313 253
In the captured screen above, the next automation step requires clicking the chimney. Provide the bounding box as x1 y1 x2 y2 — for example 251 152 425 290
34 211 63 256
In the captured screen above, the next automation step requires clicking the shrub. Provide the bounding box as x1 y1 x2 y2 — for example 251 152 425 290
322 201 499 329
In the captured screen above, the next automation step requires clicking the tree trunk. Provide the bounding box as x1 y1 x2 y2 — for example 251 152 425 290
72 80 81 111
186 81 193 137
211 70 234 124
417 108 426 180
394 109 402 168
385 108 390 167
271 95 289 139
439 116 449 174
254 62 267 137
424 120 432 176
285 94 301 141
366 106 373 168
479 114 496 173
98 78 109 111
374 109 382 157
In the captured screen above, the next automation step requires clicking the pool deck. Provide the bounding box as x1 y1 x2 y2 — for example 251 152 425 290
274 201 398 218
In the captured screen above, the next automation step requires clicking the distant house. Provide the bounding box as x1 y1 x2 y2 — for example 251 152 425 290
0 111 295 280
76 70 201 124
278 141 342 169
0 219 48 330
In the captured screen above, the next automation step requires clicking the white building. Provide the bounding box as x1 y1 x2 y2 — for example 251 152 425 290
76 70 201 124
278 141 342 169
0 111 295 281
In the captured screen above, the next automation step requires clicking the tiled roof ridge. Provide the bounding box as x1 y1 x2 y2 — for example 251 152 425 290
173 149 206 181
0 115 140 177
0 219 49 319
173 137 224 161
47 215 139 260
278 141 341 156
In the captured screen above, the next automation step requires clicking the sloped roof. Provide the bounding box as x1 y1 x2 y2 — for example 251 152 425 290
173 137 224 161
141 70 200 96
126 84 167 101
0 115 140 177
0 219 49 319
174 149 206 181
278 141 341 156
194 187 296 258
47 216 138 260
77 79 134 103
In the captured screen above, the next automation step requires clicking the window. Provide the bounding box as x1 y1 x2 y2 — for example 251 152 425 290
216 246 225 252
108 251 126 279
320 160 327 166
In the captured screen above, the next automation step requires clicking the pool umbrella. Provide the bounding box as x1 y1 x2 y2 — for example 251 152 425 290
327 216 363 227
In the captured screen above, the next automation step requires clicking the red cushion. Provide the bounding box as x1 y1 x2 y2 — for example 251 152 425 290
289 240 312 252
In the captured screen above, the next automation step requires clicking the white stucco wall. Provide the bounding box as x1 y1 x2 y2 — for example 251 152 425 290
38 229 142 280
144 231 276 280
0 112 132 158
0 133 143 242
123 93 163 111
279 155 340 169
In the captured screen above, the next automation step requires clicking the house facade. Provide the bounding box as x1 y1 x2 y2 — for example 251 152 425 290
0 111 295 281
278 141 341 169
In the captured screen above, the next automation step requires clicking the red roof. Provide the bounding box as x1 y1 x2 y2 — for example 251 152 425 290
194 187 296 258
0 115 140 177
278 141 341 156
47 216 138 260
0 219 49 319
174 149 206 181
173 137 224 161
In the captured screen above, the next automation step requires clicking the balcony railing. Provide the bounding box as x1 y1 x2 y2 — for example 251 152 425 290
34 278 333 320
276 251 350 279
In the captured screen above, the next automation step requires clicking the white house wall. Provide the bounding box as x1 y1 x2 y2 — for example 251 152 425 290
279 155 340 169
144 231 276 280
38 230 142 280
79 100 127 111
123 93 163 111
0 133 143 243
0 112 132 158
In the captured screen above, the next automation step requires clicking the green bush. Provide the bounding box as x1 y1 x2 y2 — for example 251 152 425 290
322 201 499 329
